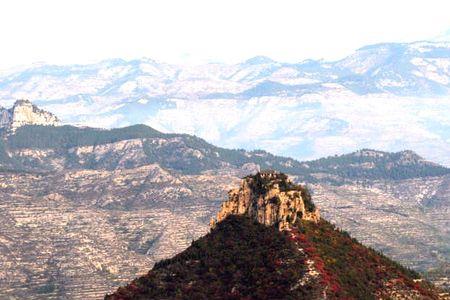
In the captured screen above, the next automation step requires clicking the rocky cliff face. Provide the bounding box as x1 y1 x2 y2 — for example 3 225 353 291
0 99 59 131
211 171 320 231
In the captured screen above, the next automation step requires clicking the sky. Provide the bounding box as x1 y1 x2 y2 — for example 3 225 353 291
0 0 450 69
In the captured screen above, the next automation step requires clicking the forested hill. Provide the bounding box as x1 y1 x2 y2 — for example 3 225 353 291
105 216 440 299
1 124 449 183
105 172 443 299
299 148 450 183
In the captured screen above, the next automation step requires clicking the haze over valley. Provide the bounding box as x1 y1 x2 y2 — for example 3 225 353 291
1 41 450 165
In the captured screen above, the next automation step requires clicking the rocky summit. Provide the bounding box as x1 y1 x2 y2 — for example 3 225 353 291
106 172 443 299
0 99 59 131
211 171 320 231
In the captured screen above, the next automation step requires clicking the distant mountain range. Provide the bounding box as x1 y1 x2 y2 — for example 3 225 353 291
0 41 449 165
1 117 449 185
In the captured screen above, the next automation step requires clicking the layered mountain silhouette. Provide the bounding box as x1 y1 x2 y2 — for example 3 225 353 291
1 101 448 184
0 101 448 298
106 172 442 299
1 41 450 166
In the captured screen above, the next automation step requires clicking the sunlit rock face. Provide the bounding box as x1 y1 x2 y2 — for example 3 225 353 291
0 99 59 131
211 170 320 231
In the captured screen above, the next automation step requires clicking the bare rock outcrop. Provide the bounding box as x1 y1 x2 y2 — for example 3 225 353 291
211 170 320 231
0 99 59 131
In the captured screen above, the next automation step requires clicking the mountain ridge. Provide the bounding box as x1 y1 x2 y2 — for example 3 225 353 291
1 114 448 183
1 40 449 166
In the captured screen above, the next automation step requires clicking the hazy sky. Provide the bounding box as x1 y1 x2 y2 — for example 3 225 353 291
0 0 449 69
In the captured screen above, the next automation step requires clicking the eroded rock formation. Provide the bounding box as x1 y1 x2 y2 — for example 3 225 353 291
211 170 320 231
0 99 59 131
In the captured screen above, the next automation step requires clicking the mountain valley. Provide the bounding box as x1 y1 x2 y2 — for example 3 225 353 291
0 103 448 298
2 1 450 298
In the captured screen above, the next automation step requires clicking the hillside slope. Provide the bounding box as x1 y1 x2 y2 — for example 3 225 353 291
2 122 449 183
106 172 442 299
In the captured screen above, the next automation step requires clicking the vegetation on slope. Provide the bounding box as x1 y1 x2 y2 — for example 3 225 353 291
294 219 439 299
105 216 440 299
106 216 313 299
7 124 164 150
3 124 450 180
301 149 450 181
244 171 316 212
